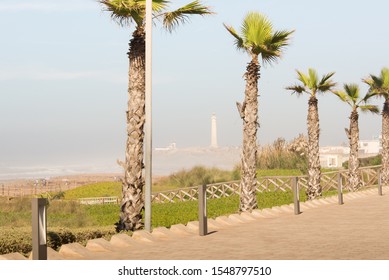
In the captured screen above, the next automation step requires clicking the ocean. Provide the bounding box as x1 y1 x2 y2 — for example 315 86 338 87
0 147 241 181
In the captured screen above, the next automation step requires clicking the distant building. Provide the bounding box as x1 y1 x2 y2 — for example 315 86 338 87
155 142 177 151
320 146 350 168
358 136 381 155
320 136 381 168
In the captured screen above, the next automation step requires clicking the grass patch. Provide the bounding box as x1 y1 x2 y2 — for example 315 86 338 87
63 182 121 199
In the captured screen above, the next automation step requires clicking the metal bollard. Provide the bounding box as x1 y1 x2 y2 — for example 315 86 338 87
378 170 383 196
292 177 300 215
198 184 208 236
337 173 344 205
32 198 48 260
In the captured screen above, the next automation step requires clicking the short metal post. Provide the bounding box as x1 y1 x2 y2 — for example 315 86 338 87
292 177 300 215
32 198 48 260
338 173 344 205
198 184 208 236
378 170 383 196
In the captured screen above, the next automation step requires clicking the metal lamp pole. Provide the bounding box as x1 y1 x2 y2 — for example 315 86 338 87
144 0 152 232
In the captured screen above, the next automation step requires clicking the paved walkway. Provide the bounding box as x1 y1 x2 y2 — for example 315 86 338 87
2 187 389 260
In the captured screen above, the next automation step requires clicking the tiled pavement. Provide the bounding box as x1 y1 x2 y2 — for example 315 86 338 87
1 187 388 260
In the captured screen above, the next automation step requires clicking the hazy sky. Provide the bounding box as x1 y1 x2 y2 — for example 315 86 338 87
0 0 388 168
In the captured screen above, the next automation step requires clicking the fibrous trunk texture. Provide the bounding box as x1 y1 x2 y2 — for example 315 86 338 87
239 58 259 212
382 98 389 185
307 95 321 199
117 28 146 231
348 109 361 191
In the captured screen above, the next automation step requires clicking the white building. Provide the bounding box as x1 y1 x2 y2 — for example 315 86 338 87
320 146 350 168
358 137 381 155
319 136 381 168
155 142 177 151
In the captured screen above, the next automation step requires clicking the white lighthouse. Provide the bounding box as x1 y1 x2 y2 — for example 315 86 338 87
211 113 218 148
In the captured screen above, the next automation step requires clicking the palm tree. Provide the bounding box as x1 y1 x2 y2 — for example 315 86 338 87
332 84 379 191
224 12 293 211
99 0 212 231
364 68 389 185
286 69 336 199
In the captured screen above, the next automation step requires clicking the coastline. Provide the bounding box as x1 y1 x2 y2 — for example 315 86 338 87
0 147 241 185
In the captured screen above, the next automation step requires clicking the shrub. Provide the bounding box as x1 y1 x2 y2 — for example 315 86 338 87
0 226 116 256
257 136 308 173
153 166 237 190
342 154 381 168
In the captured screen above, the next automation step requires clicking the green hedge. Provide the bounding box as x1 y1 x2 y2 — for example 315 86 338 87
0 226 117 256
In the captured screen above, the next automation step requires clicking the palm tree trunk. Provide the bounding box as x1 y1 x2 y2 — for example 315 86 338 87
239 58 259 211
381 98 389 185
117 28 146 231
307 95 321 199
348 109 361 191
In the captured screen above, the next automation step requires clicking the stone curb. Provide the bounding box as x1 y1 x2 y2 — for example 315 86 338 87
0 252 27 260
170 224 195 236
86 238 116 252
59 243 94 259
131 230 155 243
109 233 138 248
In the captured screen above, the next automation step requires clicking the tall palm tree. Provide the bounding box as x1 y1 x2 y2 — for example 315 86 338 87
286 69 336 199
364 68 389 185
99 0 212 231
332 84 379 191
224 12 293 211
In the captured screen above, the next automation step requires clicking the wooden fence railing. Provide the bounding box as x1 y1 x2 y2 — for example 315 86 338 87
0 176 117 198
151 165 381 204
1 165 381 205
79 197 119 205
0 183 75 198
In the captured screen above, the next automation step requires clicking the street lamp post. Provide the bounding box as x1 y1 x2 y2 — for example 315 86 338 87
144 0 152 232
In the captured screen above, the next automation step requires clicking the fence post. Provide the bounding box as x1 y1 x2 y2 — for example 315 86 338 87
337 173 344 205
292 177 300 215
378 170 383 196
2 184 4 196
32 198 48 260
198 184 208 236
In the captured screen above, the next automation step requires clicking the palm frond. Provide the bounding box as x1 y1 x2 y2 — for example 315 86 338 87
364 68 389 97
307 68 318 90
317 71 336 93
242 12 272 49
381 67 389 87
318 71 335 86
225 11 292 62
332 90 351 105
289 68 336 97
296 70 309 87
100 0 172 27
99 0 144 26
359 105 380 114
362 91 379 102
363 77 374 87
162 0 213 32
285 85 306 96
260 29 294 64
223 24 244 50
344 83 360 101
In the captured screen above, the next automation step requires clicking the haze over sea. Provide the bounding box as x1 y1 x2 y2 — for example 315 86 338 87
0 147 241 182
